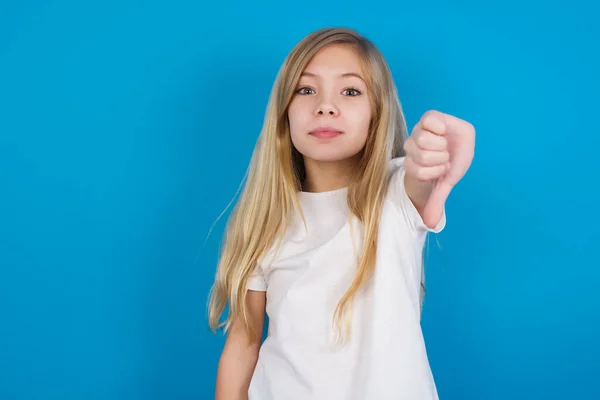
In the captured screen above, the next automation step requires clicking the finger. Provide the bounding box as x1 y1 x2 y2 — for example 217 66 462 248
413 150 450 167
423 181 452 229
414 130 447 151
441 113 475 138
405 139 449 167
405 157 449 182
419 110 447 136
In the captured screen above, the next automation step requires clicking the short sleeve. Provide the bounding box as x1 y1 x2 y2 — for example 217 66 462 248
247 265 267 292
388 157 446 234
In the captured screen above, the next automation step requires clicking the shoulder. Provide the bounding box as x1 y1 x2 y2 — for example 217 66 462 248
389 156 406 167
385 157 409 193
388 156 406 173
386 157 408 184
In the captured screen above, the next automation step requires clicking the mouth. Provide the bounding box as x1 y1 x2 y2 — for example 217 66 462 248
309 128 343 139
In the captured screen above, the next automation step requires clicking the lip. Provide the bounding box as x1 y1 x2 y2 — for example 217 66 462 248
309 127 343 139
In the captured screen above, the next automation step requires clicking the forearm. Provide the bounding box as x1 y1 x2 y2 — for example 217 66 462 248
404 173 434 218
215 340 260 400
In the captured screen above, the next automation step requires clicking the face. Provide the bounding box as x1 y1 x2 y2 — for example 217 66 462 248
287 44 371 164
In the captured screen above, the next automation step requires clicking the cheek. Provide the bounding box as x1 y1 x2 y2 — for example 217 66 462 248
347 103 372 141
287 102 310 142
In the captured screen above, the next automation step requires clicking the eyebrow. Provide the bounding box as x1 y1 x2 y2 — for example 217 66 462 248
301 71 366 82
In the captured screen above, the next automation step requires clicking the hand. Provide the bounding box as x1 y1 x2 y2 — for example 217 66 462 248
404 110 476 228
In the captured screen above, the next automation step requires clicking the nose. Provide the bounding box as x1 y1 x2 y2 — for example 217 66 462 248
315 96 339 116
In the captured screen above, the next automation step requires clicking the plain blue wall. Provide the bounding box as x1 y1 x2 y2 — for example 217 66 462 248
1 1 598 399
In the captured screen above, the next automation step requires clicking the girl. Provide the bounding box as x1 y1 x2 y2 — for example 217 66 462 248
208 27 475 400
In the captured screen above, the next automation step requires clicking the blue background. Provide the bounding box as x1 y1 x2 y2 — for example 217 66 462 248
1 1 598 399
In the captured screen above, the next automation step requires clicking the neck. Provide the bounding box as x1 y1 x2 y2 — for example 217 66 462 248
302 155 359 193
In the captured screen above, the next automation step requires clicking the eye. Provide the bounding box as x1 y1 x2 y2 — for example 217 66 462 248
342 87 362 96
296 87 315 95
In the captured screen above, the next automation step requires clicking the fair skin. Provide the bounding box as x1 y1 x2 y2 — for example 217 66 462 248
215 290 265 400
214 44 475 399
288 44 372 193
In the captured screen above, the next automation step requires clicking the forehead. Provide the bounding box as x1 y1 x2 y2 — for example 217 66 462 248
302 44 364 76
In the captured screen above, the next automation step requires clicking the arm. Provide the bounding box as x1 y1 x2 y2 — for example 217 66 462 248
215 290 266 400
404 175 435 220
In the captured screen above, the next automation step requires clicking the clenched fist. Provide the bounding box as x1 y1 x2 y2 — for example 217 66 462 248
404 110 476 229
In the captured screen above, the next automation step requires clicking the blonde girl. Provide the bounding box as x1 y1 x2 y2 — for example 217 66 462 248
209 27 475 400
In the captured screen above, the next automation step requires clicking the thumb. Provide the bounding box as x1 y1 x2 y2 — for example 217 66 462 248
423 181 452 229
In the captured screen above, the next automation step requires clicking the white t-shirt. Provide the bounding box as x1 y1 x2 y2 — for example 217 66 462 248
246 157 445 400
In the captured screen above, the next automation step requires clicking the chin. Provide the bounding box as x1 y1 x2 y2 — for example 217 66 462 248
299 148 362 164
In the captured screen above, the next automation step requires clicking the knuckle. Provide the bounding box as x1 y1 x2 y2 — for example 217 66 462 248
440 136 448 148
417 150 429 165
423 109 438 121
416 168 428 181
422 152 434 165
414 133 425 148
422 110 440 126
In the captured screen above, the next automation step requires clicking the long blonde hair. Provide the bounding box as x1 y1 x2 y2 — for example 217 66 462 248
208 27 410 342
